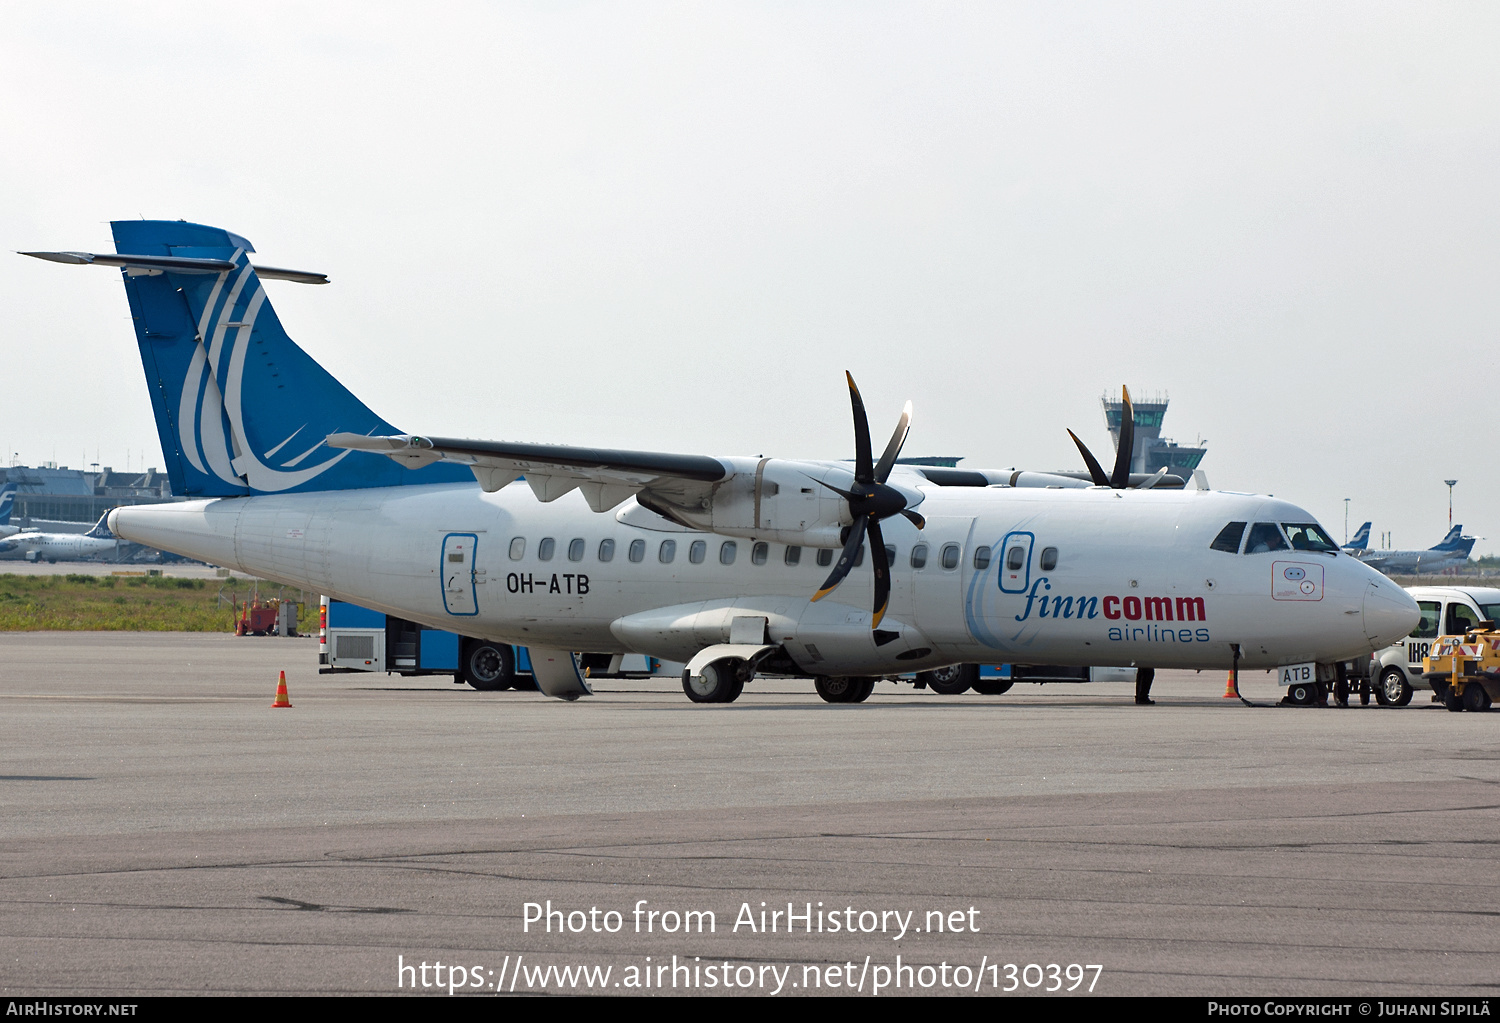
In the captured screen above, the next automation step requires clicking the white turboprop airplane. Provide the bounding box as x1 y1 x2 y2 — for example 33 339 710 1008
26 221 1419 703
0 512 119 563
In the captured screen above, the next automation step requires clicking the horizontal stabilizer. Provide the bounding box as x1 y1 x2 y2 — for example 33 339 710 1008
21 250 327 284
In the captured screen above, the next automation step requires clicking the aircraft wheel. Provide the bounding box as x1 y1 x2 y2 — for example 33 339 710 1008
919 663 976 695
683 660 741 703
1462 682 1491 713
721 668 747 704
972 677 1014 696
847 678 877 703
463 641 514 691
1378 667 1413 707
1286 682 1316 706
814 676 857 703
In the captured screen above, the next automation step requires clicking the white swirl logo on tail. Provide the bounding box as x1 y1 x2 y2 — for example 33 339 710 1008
177 261 354 492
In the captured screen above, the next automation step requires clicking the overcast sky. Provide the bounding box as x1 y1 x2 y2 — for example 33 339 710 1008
2 3 1496 552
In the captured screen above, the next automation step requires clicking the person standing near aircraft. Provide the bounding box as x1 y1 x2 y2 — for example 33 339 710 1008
1135 667 1155 706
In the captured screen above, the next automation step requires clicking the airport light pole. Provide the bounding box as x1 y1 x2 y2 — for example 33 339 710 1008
1445 480 1458 528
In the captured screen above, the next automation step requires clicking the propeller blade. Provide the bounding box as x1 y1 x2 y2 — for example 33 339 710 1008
845 371 874 484
812 514 868 602
1133 466 1169 490
1109 385 1134 490
868 517 891 628
873 400 913 484
900 507 926 531
1067 429 1110 487
808 475 859 502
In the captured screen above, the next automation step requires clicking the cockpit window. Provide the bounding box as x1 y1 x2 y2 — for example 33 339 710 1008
1282 523 1338 552
1210 522 1246 553
1244 522 1288 554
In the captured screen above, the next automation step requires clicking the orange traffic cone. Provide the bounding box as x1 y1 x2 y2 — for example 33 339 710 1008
272 670 292 708
1222 672 1238 698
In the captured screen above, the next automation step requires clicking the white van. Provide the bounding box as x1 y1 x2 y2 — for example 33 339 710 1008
1370 586 1500 705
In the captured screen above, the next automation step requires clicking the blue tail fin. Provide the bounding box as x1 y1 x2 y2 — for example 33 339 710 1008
85 513 114 540
0 484 14 525
1345 521 1370 550
1430 525 1464 551
108 220 472 496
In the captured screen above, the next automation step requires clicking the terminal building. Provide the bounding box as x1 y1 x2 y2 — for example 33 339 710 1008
1101 392 1207 479
0 464 181 530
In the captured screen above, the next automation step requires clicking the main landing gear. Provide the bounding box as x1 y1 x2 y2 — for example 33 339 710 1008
814 676 876 703
682 658 750 703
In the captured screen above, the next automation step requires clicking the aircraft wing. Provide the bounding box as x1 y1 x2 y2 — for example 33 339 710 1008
327 433 734 513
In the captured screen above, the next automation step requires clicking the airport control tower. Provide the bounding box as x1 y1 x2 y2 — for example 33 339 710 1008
1101 391 1207 478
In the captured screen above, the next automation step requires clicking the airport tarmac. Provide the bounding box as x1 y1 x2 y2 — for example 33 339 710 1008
1 631 1496 997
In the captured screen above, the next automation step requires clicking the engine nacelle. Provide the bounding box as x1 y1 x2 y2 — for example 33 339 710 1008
645 459 853 548
610 596 941 674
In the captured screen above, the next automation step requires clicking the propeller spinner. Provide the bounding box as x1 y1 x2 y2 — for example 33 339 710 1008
810 373 926 629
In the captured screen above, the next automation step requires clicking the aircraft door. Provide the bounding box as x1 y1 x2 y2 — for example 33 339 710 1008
441 533 479 616
998 531 1035 594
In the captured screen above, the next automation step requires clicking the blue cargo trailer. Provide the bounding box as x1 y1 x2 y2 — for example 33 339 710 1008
318 596 536 691
318 596 660 691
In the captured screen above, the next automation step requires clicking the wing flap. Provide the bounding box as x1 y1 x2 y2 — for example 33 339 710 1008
328 432 733 507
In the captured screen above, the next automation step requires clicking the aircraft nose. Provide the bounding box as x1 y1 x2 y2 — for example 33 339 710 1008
1363 577 1420 648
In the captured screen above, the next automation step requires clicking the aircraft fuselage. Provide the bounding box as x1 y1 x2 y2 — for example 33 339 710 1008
111 482 1414 675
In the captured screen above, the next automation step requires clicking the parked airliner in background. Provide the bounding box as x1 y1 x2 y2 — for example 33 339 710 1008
1348 525 1476 575
0 484 19 540
0 513 119 563
1342 521 1371 553
25 221 1419 702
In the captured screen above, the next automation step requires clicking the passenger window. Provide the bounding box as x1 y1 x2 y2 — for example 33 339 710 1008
720 541 737 565
1040 547 1058 571
817 548 834 568
628 539 645 563
1006 546 1025 571
1411 601 1440 639
568 538 585 562
659 539 677 564
1211 522 1246 554
752 542 768 565
509 537 525 561
910 543 928 569
538 537 555 561
689 540 706 564
941 543 961 570
598 538 615 562
1447 603 1480 635
973 546 991 570
1244 523 1288 554
785 545 801 566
